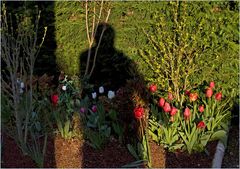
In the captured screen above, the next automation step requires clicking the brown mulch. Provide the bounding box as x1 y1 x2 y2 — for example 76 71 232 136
149 140 165 168
2 134 135 168
2 133 218 168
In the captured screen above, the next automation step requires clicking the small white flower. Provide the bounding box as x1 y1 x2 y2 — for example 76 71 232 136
108 90 115 99
19 88 24 94
17 79 21 84
92 92 97 99
99 86 104 94
20 82 24 89
62 85 67 91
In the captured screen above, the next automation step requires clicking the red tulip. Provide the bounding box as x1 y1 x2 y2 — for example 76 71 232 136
209 81 215 88
163 102 171 113
197 121 206 129
206 87 213 98
168 92 174 101
189 93 198 102
92 105 97 112
134 107 144 119
199 105 204 113
149 84 157 93
170 107 178 116
51 94 59 106
185 90 190 96
158 98 165 107
184 107 191 120
215 92 222 101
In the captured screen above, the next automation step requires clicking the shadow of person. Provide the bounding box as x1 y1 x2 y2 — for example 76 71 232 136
80 23 134 92
79 23 150 167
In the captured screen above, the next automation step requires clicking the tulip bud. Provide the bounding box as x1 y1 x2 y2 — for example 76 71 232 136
92 92 97 99
99 86 104 94
158 98 165 107
149 84 157 93
189 93 198 102
20 82 25 89
206 88 213 98
184 107 191 120
199 105 204 113
134 107 144 119
108 90 115 99
92 105 97 112
185 90 190 96
215 92 222 101
163 102 171 113
62 85 67 91
209 81 215 88
51 94 59 106
170 107 178 116
168 92 173 101
80 107 86 113
197 121 206 129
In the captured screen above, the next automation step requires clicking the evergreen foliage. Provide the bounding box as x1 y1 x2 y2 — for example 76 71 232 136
2 1 239 98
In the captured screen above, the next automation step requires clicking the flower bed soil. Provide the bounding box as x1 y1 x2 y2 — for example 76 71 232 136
2 133 218 168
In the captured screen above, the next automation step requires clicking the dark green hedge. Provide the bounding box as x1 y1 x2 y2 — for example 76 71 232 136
3 1 239 98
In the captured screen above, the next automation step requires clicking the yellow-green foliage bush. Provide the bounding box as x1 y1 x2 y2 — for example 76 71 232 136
139 1 239 100
4 1 239 99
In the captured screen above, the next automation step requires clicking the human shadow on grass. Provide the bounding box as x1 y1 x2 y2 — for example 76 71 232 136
79 23 150 167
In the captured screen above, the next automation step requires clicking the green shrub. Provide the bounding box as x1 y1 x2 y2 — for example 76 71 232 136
139 1 239 101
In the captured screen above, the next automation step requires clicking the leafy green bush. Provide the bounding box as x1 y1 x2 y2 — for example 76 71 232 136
139 1 239 101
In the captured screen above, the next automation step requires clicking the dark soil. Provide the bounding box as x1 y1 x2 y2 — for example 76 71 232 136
1 133 36 168
2 133 218 168
164 141 218 168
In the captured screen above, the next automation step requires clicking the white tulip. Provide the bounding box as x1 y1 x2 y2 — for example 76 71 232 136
99 86 104 94
62 85 67 91
108 90 115 99
92 92 97 99
20 82 24 89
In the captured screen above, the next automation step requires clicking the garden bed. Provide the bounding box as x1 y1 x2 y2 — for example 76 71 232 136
2 133 218 168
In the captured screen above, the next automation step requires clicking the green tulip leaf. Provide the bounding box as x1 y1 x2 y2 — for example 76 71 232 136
211 130 226 141
127 144 139 160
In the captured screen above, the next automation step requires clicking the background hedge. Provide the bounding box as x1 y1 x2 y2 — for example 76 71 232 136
3 1 239 98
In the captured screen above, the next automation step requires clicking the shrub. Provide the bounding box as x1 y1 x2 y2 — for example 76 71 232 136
139 1 239 102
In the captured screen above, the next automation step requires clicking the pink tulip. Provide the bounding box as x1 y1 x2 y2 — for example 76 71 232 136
92 105 97 112
163 102 171 113
209 81 215 88
199 105 204 113
170 107 178 116
184 107 191 120
158 98 165 107
206 88 213 98
168 92 173 101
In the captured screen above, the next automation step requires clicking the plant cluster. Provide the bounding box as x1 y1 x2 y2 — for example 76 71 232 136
148 81 231 154
1 4 48 167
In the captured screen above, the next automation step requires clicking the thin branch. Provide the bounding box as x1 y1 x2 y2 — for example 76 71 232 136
89 8 111 77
